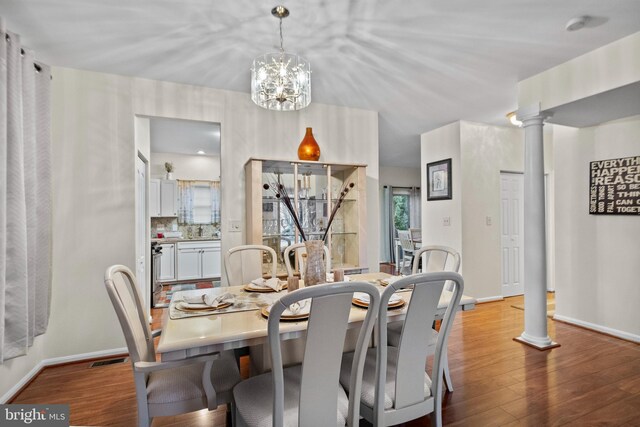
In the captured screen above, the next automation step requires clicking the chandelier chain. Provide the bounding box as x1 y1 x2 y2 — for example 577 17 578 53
279 17 284 52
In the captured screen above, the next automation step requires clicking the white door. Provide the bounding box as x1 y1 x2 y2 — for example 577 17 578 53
501 173 524 297
177 248 201 280
135 156 148 308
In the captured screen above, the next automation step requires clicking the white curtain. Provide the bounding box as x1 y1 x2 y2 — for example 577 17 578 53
210 180 220 224
380 186 395 263
177 180 194 224
0 20 52 363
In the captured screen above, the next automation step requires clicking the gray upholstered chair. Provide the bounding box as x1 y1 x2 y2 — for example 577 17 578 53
233 281 380 427
283 242 331 278
224 244 278 286
104 265 240 427
339 272 464 427
388 245 461 392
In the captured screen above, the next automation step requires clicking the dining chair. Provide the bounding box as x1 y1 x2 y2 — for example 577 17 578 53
339 272 464 427
409 228 422 247
104 265 240 427
283 242 331 278
397 230 415 274
233 281 380 427
388 245 461 392
225 244 278 286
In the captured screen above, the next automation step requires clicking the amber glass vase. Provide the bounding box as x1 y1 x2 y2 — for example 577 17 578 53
297 127 321 161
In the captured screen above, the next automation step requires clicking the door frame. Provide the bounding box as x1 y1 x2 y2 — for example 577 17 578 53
135 151 150 312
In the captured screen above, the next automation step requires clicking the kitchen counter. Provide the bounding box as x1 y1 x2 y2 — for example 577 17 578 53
151 237 221 244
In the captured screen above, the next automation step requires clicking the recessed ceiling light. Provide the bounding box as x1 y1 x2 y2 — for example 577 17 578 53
565 16 589 32
197 150 205 155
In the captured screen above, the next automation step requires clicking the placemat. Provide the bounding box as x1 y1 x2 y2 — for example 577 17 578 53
169 288 285 319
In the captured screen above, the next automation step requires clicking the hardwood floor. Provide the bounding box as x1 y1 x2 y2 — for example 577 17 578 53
11 294 640 426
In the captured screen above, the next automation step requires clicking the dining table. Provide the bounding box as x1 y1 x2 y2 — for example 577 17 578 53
157 272 476 363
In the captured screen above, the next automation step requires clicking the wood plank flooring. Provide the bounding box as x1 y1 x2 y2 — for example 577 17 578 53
11 293 640 426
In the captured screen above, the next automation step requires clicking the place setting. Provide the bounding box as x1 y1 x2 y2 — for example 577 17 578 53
352 291 405 309
243 277 288 293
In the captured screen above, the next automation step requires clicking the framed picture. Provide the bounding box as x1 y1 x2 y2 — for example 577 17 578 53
426 158 452 200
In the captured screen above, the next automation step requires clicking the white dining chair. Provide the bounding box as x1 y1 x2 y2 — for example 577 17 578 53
283 242 331 278
339 272 464 427
225 244 278 286
104 265 240 427
397 230 415 273
388 245 461 392
233 281 380 427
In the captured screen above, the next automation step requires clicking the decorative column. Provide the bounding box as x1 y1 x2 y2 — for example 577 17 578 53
514 105 560 350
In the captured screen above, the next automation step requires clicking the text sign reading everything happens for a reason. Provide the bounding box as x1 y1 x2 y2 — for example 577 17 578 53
589 155 640 215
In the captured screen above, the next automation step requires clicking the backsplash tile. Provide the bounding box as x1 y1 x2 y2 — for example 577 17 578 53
151 218 220 239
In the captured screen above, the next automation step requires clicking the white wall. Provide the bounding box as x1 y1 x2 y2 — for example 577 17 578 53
420 122 463 257
421 120 554 300
150 152 220 181
552 116 640 340
460 122 524 300
519 32 640 111
379 166 421 188
0 67 379 400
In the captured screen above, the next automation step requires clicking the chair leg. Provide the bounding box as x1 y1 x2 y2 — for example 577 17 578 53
443 350 454 393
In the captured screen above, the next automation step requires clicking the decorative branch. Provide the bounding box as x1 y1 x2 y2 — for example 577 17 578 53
263 176 307 241
321 182 355 242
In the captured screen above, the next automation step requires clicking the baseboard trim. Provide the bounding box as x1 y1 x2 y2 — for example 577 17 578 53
1 347 128 404
552 314 640 344
476 296 504 304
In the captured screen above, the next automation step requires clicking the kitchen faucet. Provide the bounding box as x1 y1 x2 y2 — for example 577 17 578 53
198 225 203 237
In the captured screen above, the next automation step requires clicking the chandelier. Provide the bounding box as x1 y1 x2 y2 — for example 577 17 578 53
251 5 311 111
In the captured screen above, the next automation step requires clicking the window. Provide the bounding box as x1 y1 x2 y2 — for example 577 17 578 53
178 180 221 225
393 194 410 231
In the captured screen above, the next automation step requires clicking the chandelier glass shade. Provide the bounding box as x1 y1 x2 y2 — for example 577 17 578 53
251 6 311 111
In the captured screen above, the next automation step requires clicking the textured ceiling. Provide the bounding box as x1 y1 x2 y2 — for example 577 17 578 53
3 0 640 166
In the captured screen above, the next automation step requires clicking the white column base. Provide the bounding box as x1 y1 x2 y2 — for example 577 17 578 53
514 333 560 351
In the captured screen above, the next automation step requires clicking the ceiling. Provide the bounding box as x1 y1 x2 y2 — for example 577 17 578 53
3 0 640 167
150 117 221 156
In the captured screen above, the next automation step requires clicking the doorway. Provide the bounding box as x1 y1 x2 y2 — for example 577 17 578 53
500 172 524 297
135 154 149 310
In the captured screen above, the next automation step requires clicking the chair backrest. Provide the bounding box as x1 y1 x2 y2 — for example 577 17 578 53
375 272 464 424
268 282 380 427
283 242 331 278
397 230 414 254
104 265 155 364
224 245 277 286
411 245 461 291
409 228 422 243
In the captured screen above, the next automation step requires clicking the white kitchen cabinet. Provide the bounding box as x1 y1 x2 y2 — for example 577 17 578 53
202 245 222 278
177 240 221 280
149 179 161 217
159 243 176 282
160 180 178 217
150 179 178 217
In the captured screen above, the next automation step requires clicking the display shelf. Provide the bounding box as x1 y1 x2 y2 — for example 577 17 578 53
246 158 367 275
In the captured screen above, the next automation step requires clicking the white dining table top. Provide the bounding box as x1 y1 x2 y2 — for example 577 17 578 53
157 272 476 361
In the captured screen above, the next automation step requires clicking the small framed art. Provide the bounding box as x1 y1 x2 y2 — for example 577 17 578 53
426 158 452 201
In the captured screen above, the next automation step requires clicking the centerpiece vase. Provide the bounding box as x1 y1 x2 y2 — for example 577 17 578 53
297 127 321 161
304 240 326 286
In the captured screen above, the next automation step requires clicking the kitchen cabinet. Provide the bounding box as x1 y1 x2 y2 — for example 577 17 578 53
150 179 178 217
245 158 368 276
177 240 221 280
150 179 161 217
159 243 176 282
